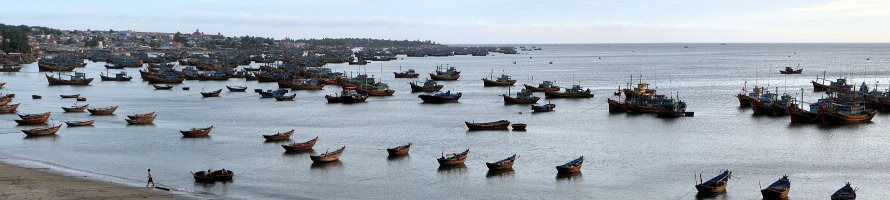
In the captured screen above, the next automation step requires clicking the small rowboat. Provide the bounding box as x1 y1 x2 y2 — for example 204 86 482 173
486 154 517 171
180 126 213 137
15 112 51 125
275 94 296 101
153 84 173 90
696 170 732 194
200 89 222 97
831 182 856 200
32 95 42 99
87 106 118 115
281 137 318 152
0 103 20 113
437 149 469 166
556 156 583 174
61 104 88 112
226 85 248 92
386 143 411 156
465 120 510 130
761 175 790 200
60 94 80 98
192 171 214 182
125 116 155 125
65 120 95 127
262 130 294 141
511 123 527 131
22 124 62 136
127 112 156 120
531 103 556 112
211 169 234 181
310 146 346 163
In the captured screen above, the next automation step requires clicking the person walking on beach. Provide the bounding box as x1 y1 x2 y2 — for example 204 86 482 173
146 169 155 187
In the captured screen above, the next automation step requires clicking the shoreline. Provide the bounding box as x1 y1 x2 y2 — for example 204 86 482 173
0 156 190 200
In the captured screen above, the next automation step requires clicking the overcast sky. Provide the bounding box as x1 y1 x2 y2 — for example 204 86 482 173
1 0 888 43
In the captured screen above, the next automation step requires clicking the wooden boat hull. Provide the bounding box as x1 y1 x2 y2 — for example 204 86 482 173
789 106 819 124
556 165 581 174
0 97 11 106
355 87 395 96
226 86 248 92
386 147 410 156
263 130 294 141
418 94 461 103
544 91 594 98
292 84 325 90
503 95 540 104
62 104 88 112
820 109 876 124
15 115 51 125
531 104 556 112
627 104 660 113
99 75 132 81
181 126 213 137
38 63 77 71
325 95 368 103
429 74 459 81
211 170 234 181
65 120 95 126
524 84 560 92
409 83 443 93
482 79 516 86
46 75 94 85
87 106 118 115
153 85 173 90
437 157 467 166
511 123 527 131
200 90 222 97
0 103 20 113
22 125 62 136
779 70 802 74
282 137 318 151
761 188 789 200
486 156 516 171
695 184 727 194
737 94 753 107
310 147 345 163
465 120 510 130
0 66 23 72
607 99 628 113
394 73 420 78
813 81 829 92
143 75 185 84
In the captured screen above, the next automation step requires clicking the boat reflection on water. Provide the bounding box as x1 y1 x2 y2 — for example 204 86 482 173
23 134 60 142
486 169 515 178
556 172 582 180
437 164 467 174
310 160 343 170
282 149 315 157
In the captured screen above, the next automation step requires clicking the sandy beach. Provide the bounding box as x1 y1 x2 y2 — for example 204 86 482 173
0 162 180 200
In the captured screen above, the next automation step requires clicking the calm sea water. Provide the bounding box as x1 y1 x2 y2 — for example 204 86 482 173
2 43 890 199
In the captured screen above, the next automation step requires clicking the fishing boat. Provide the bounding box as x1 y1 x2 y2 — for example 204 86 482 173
531 103 556 112
127 111 156 120
429 66 461 81
37 63 78 71
486 154 517 171
482 74 517 86
191 171 215 182
355 83 396 96
0 65 23 72
695 170 732 194
281 137 318 151
607 98 629 113
465 120 510 130
99 71 133 81
0 96 10 106
831 182 856 200
511 123 527 131
180 126 213 137
46 72 94 85
200 89 222 97
60 94 80 98
262 130 294 141
418 91 462 103
61 104 88 112
556 156 583 174
153 84 173 90
15 112 51 125
386 143 411 156
812 73 830 92
0 103 20 113
275 94 296 101
409 79 444 93
31 95 41 99
226 86 248 92
779 66 803 74
789 98 829 123
87 106 118 115
655 97 689 118
290 79 325 90
394 69 420 78
437 149 469 166
142 73 184 84
819 102 877 124
310 146 346 163
65 120 95 127
325 87 369 103
760 175 790 200
524 81 560 92
544 85 594 98
21 124 62 136
104 64 124 69
259 89 289 98
736 83 764 107
125 116 155 125
503 89 540 104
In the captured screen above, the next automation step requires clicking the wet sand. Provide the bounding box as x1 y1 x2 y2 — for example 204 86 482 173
0 163 179 200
